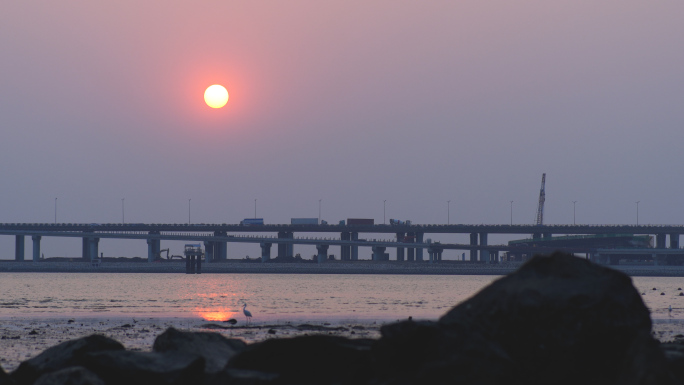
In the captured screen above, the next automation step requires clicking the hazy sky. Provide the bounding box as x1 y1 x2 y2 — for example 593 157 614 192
2 1 683 258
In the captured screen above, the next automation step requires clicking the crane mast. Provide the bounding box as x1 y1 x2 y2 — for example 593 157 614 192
535 173 546 225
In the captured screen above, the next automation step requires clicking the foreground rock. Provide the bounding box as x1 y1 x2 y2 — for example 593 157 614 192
227 335 374 384
9 252 683 384
153 327 246 374
373 252 674 384
33 366 104 385
82 350 204 385
11 335 124 385
1 365 13 385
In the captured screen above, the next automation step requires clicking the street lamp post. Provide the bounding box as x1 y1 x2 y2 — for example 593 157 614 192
383 200 386 224
54 198 57 224
510 201 513 225
572 201 577 225
447 200 451 225
254 199 257 219
122 198 125 224
636 201 640 225
318 199 322 223
188 199 191 224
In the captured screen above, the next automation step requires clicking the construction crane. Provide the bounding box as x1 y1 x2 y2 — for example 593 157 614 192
535 173 546 225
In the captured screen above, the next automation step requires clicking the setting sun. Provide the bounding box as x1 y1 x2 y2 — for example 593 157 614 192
204 84 229 108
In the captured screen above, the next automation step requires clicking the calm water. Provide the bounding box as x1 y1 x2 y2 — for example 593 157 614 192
1 273 683 322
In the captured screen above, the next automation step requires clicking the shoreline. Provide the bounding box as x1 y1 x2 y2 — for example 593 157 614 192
2 314 684 374
2 260 684 276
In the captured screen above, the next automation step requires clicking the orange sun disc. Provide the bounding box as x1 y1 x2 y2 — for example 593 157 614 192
204 85 229 108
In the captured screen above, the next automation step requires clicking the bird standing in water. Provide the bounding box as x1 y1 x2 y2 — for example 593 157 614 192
242 303 253 324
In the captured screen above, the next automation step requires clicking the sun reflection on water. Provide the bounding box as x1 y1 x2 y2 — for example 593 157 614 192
195 307 238 321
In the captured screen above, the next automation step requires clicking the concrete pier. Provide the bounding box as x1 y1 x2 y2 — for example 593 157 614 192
204 241 214 263
372 246 388 261
261 242 272 262
146 238 159 263
479 233 489 263
416 232 424 261
89 238 99 261
15 235 24 261
407 232 415 261
82 237 90 260
32 235 41 262
213 232 228 261
657 234 667 249
428 246 443 263
316 244 329 263
396 232 404 261
340 232 351 260
470 233 478 261
277 232 293 258
215 241 227 261
351 232 359 260
671 234 680 249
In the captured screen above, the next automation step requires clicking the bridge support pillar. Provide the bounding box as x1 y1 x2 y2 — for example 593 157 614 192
316 244 329 263
32 235 41 262
428 248 435 263
89 238 100 261
15 235 25 261
213 231 227 261
490 250 499 263
146 232 160 263
82 237 90 260
670 234 680 249
657 234 667 249
204 242 214 263
351 232 359 260
396 232 405 261
277 232 293 258
415 232 424 261
340 232 351 260
479 233 489 263
216 242 227 261
277 232 286 258
469 233 478 261
372 246 388 261
407 232 415 261
146 238 158 263
261 243 272 262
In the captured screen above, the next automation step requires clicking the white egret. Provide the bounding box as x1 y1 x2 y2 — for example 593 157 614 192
242 303 253 324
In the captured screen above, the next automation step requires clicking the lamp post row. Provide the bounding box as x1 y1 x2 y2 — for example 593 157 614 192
47 198 646 226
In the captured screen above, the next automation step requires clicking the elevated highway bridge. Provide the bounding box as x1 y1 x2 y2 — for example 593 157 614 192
1 223 682 265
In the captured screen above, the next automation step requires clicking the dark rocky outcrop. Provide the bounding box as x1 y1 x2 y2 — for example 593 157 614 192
81 350 204 385
0 364 14 385
11 335 124 385
227 335 374 384
153 327 246 374
661 340 684 383
372 252 675 385
33 366 104 385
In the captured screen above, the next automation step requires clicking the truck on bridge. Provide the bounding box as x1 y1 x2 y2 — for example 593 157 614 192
291 218 318 225
347 218 374 225
240 218 264 226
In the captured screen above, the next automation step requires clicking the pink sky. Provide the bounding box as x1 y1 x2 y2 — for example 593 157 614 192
1 1 683 258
